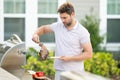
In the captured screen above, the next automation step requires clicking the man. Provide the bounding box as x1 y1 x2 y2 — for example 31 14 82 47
32 2 92 80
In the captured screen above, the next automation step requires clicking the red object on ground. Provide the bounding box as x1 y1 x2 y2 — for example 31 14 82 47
32 71 46 80
32 74 36 78
36 72 44 77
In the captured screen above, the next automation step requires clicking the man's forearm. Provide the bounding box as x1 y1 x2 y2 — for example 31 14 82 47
33 26 45 36
71 52 92 61
60 52 92 62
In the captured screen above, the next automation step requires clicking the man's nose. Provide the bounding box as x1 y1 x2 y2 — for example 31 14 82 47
62 19 65 22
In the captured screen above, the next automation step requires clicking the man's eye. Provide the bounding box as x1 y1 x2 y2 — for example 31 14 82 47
63 17 66 19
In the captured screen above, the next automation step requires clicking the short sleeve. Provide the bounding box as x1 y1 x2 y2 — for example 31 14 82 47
79 28 91 44
80 34 91 44
50 22 58 32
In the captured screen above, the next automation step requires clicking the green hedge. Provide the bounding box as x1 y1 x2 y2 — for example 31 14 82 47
84 52 120 77
22 48 120 78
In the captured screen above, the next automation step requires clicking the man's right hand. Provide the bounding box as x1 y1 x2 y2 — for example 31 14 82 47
32 34 40 43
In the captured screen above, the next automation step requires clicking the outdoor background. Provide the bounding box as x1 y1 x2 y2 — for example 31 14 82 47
0 0 120 80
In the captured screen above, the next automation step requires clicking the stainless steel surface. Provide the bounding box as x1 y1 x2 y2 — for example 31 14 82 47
0 43 10 61
0 43 26 78
60 71 110 80
0 34 26 79
0 43 25 67
0 67 20 80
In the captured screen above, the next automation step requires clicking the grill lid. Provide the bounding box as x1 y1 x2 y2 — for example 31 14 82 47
0 34 26 79
0 42 26 69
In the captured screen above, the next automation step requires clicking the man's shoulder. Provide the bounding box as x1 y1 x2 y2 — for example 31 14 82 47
77 23 90 34
50 21 63 31
51 21 63 26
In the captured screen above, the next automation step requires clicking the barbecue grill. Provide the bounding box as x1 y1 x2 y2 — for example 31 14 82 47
0 34 26 79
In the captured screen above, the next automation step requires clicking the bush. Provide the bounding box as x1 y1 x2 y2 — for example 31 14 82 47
84 52 120 78
22 47 55 77
81 14 103 52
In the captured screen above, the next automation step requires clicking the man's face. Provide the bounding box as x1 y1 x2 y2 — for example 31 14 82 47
60 12 74 27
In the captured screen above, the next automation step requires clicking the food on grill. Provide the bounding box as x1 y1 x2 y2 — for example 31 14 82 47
39 43 49 60
32 71 47 80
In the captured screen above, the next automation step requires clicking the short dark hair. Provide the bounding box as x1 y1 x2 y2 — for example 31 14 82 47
57 2 75 15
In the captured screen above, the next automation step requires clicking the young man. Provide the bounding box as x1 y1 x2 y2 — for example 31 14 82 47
32 2 93 80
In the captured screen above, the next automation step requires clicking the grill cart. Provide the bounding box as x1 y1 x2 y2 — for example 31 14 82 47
0 34 26 79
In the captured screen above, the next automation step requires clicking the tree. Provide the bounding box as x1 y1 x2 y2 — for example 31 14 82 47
81 14 103 52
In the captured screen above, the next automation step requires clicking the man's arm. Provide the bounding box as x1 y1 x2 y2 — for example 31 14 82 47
32 25 53 43
60 43 93 61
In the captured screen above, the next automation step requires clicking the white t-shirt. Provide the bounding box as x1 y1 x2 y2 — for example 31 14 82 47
50 21 90 71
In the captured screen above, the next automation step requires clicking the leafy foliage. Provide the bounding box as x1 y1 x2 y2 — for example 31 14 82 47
22 48 120 79
22 47 55 76
81 14 103 52
84 52 120 77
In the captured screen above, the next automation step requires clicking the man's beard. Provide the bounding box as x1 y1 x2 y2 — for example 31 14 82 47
64 19 72 27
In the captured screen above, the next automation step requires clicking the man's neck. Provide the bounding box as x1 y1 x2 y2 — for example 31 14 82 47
66 19 76 30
